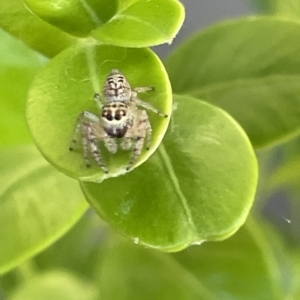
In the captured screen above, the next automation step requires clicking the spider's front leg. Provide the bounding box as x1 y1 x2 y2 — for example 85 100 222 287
69 111 108 173
123 110 151 171
132 87 168 118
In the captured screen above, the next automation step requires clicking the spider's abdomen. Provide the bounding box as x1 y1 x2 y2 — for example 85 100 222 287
103 69 131 102
102 102 132 138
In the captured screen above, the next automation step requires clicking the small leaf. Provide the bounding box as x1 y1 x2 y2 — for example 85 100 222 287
26 44 172 182
9 270 97 300
0 0 76 57
91 0 185 47
23 0 118 37
165 17 300 148
0 146 88 274
81 95 258 251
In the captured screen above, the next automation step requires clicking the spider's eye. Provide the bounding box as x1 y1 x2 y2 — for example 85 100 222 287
115 114 121 121
106 115 113 121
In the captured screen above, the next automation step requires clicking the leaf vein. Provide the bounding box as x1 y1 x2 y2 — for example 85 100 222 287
158 144 197 235
111 14 169 39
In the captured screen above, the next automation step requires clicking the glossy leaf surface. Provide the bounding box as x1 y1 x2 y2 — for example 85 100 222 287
23 0 118 37
0 146 88 274
81 95 258 251
0 0 76 58
27 45 172 182
165 17 300 148
91 0 185 47
21 0 184 47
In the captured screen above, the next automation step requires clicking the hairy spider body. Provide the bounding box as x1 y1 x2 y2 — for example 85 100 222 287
70 69 167 173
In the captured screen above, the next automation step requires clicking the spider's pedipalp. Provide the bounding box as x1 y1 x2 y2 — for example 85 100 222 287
94 93 103 109
103 136 118 154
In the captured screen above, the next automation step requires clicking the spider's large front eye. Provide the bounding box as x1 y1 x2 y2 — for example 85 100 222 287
115 114 121 121
106 115 113 121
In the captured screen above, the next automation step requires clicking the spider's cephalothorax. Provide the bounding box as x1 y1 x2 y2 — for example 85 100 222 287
69 69 167 173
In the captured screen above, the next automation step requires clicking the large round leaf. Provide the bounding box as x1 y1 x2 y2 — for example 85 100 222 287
0 146 88 274
165 17 300 148
81 95 258 251
27 44 172 182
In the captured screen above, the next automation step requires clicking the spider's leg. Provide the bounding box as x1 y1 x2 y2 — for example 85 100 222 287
131 91 168 118
145 118 152 150
82 122 91 167
85 122 108 173
69 111 99 151
120 119 134 150
70 111 108 173
133 86 154 93
126 136 145 171
124 110 149 170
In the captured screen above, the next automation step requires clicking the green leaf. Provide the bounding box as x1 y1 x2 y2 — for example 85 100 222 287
9 270 97 300
34 210 106 280
165 17 300 148
26 44 172 182
172 219 284 300
98 238 215 300
251 0 300 19
23 0 118 37
293 254 300 298
91 0 185 47
0 28 43 146
0 145 88 274
267 136 300 190
93 219 286 299
23 0 184 47
81 95 258 251
0 0 76 57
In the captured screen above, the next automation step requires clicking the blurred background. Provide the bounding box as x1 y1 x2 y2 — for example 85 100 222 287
155 0 253 57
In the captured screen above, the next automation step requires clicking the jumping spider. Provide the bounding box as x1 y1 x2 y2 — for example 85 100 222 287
69 69 167 173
